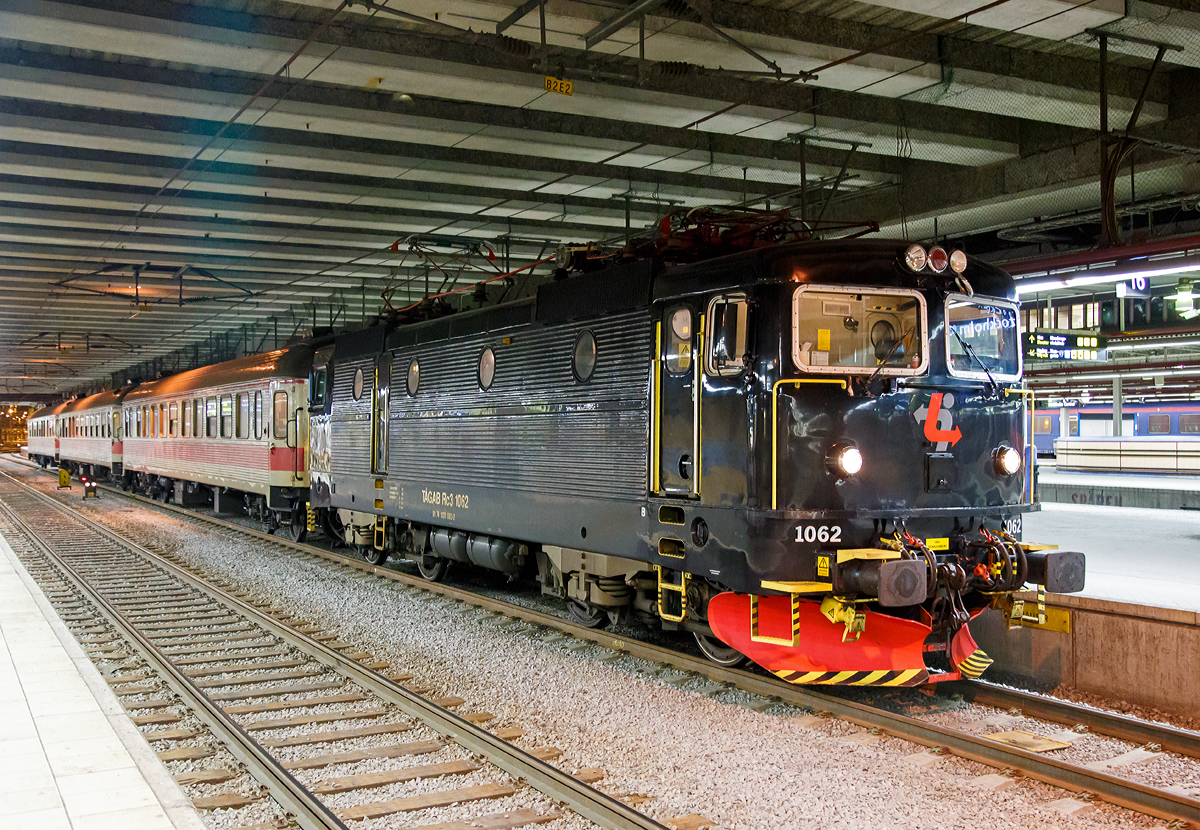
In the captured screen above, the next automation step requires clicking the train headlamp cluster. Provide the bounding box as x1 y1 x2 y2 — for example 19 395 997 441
827 444 863 478
993 446 1022 476
904 244 968 275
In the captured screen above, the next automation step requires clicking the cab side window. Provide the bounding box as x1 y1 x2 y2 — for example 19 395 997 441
707 295 751 376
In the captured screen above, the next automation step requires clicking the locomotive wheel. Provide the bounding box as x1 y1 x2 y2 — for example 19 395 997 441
694 632 747 667
363 546 388 566
417 554 448 582
566 599 609 629
286 510 307 543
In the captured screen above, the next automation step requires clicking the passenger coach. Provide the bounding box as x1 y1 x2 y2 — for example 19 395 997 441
27 400 70 467
121 348 313 538
57 389 130 480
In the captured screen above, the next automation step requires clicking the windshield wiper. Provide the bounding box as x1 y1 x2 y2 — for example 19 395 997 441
950 325 999 393
866 325 914 388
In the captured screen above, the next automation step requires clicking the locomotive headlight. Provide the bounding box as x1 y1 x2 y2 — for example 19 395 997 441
828 445 863 478
949 249 968 274
904 244 927 272
994 446 1022 476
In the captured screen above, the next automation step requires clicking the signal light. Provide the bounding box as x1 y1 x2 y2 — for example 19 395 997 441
904 244 927 272
949 249 968 274
928 246 949 273
994 446 1021 476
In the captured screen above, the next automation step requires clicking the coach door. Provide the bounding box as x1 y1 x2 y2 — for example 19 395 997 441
658 305 700 496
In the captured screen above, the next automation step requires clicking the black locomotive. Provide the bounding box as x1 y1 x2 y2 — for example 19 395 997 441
308 210 1085 685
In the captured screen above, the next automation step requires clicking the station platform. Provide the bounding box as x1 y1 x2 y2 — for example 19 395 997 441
1036 463 1200 510
1024 500 1200 613
0 531 205 830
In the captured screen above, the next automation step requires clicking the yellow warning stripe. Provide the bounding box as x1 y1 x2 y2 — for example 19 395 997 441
772 668 928 687
850 670 890 686
958 649 993 678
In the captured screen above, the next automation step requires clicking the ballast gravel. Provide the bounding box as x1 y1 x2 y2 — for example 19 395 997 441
16 472 1182 829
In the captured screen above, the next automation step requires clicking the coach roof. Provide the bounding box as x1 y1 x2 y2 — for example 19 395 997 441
123 347 313 403
62 388 131 413
28 400 73 419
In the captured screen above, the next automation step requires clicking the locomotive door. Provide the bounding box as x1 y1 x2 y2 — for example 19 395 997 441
658 305 700 496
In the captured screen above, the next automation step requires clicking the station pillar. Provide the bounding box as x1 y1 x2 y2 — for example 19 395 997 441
1113 376 1123 437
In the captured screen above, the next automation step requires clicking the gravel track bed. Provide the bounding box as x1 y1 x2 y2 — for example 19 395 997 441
5 464 1187 828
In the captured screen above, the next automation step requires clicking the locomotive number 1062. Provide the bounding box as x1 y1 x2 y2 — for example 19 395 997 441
796 525 842 543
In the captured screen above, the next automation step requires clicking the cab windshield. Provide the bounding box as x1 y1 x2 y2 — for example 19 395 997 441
944 295 1021 381
792 286 927 376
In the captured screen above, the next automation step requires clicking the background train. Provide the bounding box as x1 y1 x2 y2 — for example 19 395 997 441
27 350 313 538
1032 402 1200 455
26 211 1086 685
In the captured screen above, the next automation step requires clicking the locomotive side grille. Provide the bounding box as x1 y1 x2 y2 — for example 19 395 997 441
329 356 374 475
391 311 650 499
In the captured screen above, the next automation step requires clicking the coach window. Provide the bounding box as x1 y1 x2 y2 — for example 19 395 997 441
273 391 289 440
309 367 328 408
112 412 120 441
220 395 233 438
194 400 201 437
1148 413 1171 435
182 400 191 437
169 403 178 437
254 391 263 439
237 393 249 439
1034 416 1052 434
206 397 217 437
1181 414 1200 434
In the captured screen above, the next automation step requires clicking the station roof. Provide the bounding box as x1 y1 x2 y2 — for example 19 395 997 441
2 0 1200 396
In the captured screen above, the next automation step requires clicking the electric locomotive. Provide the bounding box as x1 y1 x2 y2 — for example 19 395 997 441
310 209 1085 685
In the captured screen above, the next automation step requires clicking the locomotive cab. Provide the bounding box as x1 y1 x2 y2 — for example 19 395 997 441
690 242 1086 684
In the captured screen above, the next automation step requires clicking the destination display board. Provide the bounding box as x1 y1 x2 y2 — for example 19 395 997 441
1023 330 1108 362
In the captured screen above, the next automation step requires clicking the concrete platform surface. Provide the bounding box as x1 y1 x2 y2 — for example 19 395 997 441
1025 502 1200 613
1039 467 1200 492
0 530 206 830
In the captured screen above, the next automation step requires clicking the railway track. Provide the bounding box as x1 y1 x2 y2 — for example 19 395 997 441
0 467 668 830
5 456 1200 826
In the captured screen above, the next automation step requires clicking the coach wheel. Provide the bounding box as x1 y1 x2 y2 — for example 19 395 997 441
566 599 609 629
286 509 307 543
694 632 746 667
416 554 448 582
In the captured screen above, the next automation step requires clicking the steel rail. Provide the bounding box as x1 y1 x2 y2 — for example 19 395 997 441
948 679 1200 759
0 494 349 830
0 468 667 830
8 459 1200 823
71 467 1200 762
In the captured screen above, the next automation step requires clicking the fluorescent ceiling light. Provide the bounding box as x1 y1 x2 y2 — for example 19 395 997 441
1108 339 1200 350
1014 255 1200 297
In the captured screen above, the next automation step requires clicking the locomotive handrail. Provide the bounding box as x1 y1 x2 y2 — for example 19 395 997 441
1004 387 1038 504
770 377 848 510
